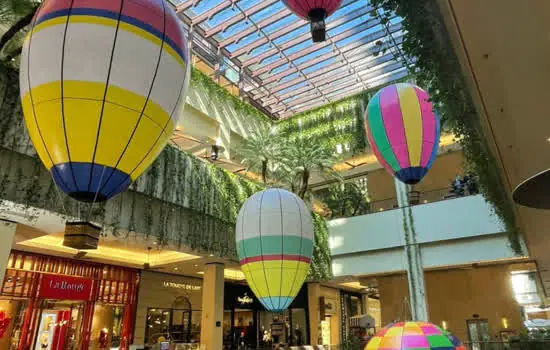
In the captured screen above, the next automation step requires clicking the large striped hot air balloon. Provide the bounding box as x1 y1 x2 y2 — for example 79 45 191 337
365 83 441 185
282 0 343 42
236 188 313 312
20 0 189 202
365 322 465 350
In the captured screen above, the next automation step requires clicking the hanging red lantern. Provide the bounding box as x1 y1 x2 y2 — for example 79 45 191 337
282 0 344 42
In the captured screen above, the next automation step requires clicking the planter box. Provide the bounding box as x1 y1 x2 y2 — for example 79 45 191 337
63 221 101 250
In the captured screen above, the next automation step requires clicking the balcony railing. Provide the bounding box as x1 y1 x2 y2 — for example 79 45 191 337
324 184 481 220
369 185 480 213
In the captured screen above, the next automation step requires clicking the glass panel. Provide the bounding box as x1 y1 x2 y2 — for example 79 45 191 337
0 299 27 350
258 311 289 347
145 308 171 345
291 309 308 346
34 301 84 350
89 304 124 350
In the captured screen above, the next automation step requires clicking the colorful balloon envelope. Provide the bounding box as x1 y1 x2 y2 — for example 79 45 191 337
20 0 189 202
282 0 343 42
365 321 465 350
365 83 441 185
236 188 313 312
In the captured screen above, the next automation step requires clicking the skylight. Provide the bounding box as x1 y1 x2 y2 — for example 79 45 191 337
171 0 409 119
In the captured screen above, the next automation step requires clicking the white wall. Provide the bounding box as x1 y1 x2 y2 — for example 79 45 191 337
328 195 518 277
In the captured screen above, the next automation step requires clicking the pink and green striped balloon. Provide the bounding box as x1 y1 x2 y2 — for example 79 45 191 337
365 83 441 185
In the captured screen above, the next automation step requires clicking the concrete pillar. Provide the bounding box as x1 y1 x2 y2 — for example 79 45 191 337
394 179 429 321
0 221 16 284
200 263 224 350
361 294 369 314
307 282 321 345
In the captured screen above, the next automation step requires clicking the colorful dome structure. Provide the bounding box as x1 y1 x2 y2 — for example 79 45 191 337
365 83 441 185
20 0 189 202
282 0 344 42
365 321 465 350
236 188 313 312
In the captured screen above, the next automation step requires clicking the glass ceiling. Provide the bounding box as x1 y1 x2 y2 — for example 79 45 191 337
169 0 411 119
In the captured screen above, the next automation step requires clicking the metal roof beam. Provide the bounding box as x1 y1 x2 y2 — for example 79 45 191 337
219 0 360 49
275 68 408 117
230 22 307 59
182 1 233 24
175 0 200 13
261 26 404 86
255 51 396 99
230 2 374 59
263 61 403 107
249 16 386 76
251 50 393 99
204 0 281 38
261 58 400 106
272 65 406 112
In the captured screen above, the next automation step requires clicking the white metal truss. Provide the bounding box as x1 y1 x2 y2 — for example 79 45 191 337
170 0 410 119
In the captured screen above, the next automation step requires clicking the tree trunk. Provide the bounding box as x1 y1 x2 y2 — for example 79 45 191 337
298 169 310 199
0 5 39 54
261 160 268 184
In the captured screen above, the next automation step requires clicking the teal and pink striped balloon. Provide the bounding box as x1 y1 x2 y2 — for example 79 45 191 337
365 83 441 185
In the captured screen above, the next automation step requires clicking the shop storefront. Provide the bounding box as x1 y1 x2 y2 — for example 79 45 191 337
339 290 364 342
223 283 309 348
0 250 139 350
133 271 202 348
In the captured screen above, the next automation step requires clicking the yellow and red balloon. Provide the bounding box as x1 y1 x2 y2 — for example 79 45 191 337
236 189 313 312
20 0 189 202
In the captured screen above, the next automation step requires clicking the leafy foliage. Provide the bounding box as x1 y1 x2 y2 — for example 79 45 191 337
315 182 370 219
234 127 284 184
275 91 369 157
0 64 333 279
309 212 333 281
370 0 522 254
0 0 39 63
190 67 272 124
276 136 342 199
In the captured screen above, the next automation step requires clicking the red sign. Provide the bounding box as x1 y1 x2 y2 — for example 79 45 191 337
39 274 93 301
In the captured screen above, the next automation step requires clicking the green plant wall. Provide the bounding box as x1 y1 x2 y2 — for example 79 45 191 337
0 65 333 280
275 92 369 157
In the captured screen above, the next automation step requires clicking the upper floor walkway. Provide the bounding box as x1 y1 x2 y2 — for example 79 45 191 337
328 193 524 277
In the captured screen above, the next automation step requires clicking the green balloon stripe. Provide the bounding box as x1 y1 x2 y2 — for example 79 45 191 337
367 94 400 171
237 235 313 260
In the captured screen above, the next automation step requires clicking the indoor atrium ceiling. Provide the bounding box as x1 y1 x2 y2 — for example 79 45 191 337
170 0 411 119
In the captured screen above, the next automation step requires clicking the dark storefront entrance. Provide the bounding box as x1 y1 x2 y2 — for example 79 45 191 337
223 283 309 349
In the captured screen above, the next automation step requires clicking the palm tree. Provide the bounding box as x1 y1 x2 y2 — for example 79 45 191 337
236 128 284 184
315 182 371 219
0 0 39 63
279 136 341 199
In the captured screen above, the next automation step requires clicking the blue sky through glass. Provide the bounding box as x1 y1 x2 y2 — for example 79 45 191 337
176 0 410 118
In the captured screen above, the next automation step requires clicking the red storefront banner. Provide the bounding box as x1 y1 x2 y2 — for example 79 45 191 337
39 274 93 301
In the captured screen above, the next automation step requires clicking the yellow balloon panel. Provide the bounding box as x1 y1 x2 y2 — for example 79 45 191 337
19 0 189 202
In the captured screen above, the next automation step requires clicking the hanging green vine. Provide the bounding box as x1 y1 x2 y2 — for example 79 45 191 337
190 67 272 124
370 0 522 254
309 212 333 280
275 77 409 156
0 65 333 279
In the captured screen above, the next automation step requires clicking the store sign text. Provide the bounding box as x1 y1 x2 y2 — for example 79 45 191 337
39 275 92 300
163 281 201 291
237 293 253 304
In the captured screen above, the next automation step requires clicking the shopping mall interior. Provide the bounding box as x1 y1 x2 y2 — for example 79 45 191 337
0 0 549 349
